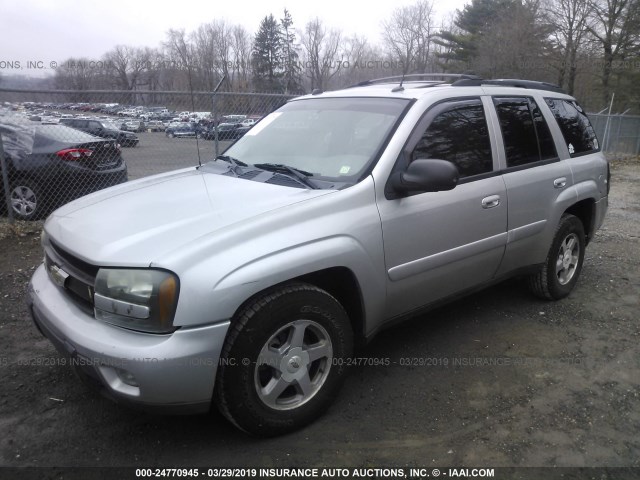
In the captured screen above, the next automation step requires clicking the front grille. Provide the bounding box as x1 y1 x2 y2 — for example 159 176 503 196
49 240 99 279
45 240 98 313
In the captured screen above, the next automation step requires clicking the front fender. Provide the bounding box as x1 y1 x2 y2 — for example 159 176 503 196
209 235 386 331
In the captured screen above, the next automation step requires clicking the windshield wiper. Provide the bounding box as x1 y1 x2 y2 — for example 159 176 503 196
216 155 247 176
253 163 318 189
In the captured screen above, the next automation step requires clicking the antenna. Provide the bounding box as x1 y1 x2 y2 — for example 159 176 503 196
392 72 407 92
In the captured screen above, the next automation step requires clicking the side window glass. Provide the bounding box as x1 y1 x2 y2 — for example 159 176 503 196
545 98 599 155
412 101 493 178
493 97 557 167
530 100 557 160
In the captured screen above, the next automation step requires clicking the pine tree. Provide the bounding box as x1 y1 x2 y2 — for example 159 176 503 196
280 9 303 94
252 14 284 92
435 0 518 65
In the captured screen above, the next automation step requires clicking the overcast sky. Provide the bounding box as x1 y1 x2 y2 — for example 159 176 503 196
1 0 469 75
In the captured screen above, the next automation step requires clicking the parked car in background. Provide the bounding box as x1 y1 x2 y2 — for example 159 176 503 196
221 114 246 123
165 123 199 138
201 122 245 140
190 112 212 122
0 122 127 220
59 118 139 147
239 118 259 127
121 119 146 133
145 120 166 132
140 108 169 121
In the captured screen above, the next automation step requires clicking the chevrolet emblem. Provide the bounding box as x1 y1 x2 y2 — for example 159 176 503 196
48 263 70 287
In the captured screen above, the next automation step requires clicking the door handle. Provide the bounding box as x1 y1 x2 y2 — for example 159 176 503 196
481 195 501 209
554 177 567 188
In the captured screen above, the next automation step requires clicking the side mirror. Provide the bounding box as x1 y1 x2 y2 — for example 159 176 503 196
390 159 459 195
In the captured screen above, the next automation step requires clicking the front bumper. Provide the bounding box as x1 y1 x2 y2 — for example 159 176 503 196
28 264 230 413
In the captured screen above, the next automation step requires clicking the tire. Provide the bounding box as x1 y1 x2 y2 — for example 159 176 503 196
215 282 353 437
528 214 586 300
9 178 44 220
168 133 175 138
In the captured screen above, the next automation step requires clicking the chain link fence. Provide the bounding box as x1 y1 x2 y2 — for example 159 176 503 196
589 113 640 156
2 88 639 222
0 88 296 222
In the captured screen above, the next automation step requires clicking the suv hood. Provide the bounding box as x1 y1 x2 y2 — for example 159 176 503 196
45 168 333 266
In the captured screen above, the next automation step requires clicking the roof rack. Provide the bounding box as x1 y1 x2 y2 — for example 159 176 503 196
350 73 482 88
348 74 566 94
452 78 566 94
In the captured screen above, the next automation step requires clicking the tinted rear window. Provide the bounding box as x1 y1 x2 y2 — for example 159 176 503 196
494 97 557 167
545 99 599 156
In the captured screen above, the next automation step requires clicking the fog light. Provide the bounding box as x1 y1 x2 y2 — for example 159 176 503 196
116 368 139 387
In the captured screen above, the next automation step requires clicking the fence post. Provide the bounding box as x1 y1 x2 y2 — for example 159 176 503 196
211 76 226 159
614 115 623 154
603 93 616 152
0 134 14 224
212 94 219 158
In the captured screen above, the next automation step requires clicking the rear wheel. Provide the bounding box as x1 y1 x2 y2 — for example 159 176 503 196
528 214 585 300
215 283 353 436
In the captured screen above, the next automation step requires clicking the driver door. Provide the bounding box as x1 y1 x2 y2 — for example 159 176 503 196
377 97 508 318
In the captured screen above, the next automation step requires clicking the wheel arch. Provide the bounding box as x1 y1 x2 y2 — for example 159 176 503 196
229 266 367 348
564 198 596 244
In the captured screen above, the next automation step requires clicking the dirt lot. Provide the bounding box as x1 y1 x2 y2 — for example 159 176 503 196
0 161 638 474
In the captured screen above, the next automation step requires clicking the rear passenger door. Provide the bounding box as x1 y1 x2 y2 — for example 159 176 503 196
379 98 508 318
489 96 573 275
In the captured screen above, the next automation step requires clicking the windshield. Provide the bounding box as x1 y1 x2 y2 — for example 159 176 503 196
222 97 409 182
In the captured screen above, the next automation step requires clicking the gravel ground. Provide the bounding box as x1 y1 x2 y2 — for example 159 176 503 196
0 160 638 475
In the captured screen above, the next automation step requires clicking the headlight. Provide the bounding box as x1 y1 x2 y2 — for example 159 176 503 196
94 268 179 333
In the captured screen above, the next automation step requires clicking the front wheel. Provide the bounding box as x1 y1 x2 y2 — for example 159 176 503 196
215 283 353 436
528 214 586 300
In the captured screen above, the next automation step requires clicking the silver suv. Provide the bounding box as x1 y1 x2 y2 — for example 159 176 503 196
28 75 609 436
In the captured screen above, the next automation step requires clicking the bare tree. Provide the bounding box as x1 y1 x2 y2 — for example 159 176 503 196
230 25 252 91
103 45 150 91
190 20 232 91
53 57 108 91
587 0 640 102
381 0 436 74
544 0 593 94
300 18 343 91
333 35 389 86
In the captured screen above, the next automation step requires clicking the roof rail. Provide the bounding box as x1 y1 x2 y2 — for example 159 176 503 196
351 73 482 88
452 78 566 94
346 74 566 94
